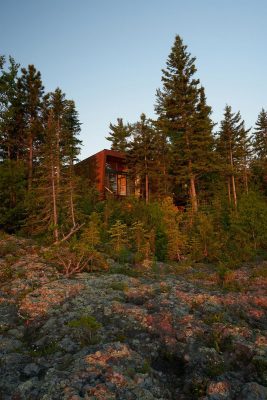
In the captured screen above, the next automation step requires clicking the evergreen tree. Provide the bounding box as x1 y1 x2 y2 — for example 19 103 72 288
253 109 267 160
17 65 44 189
0 160 26 231
26 92 81 242
26 108 60 241
61 99 82 227
80 212 101 250
235 121 251 194
161 197 187 261
0 56 25 162
106 118 131 152
48 88 66 186
0 56 28 230
252 109 267 191
150 123 172 198
155 35 214 211
108 220 128 254
127 114 160 203
216 105 250 207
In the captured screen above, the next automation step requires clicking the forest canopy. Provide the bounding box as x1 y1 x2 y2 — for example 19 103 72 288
1 35 267 271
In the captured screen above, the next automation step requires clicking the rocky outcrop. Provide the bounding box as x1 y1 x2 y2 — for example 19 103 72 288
0 235 266 399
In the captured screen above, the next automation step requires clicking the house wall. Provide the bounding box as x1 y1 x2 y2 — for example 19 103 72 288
75 149 128 198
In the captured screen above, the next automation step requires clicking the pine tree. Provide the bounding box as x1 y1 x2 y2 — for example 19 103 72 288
155 35 215 211
216 105 250 207
160 197 187 261
106 118 132 152
0 160 26 230
17 65 44 190
252 109 267 191
108 220 129 254
235 121 251 194
130 221 146 254
150 122 172 198
0 56 28 230
253 109 267 160
49 88 66 186
0 56 25 162
127 114 160 203
80 212 101 250
26 92 81 242
26 108 59 240
60 99 81 230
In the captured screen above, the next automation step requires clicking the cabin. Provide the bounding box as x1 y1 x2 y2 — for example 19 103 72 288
75 149 135 198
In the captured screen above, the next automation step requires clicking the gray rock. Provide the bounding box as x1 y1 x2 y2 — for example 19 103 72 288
0 336 22 353
23 363 41 377
59 337 79 353
17 377 39 397
237 382 267 400
1 239 267 400
7 327 24 339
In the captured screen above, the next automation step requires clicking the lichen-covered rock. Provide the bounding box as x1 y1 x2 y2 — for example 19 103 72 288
236 382 267 400
0 235 266 399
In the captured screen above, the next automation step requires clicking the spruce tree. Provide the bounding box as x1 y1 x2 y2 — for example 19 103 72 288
0 56 25 162
0 56 28 229
17 65 44 190
106 118 131 152
108 220 129 254
253 109 267 160
27 92 81 242
216 105 249 207
61 99 81 229
150 122 172 198
127 114 159 203
161 197 187 261
252 109 267 191
235 121 251 194
155 35 214 211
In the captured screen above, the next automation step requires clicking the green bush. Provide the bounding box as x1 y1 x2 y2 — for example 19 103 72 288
67 315 102 345
110 281 128 291
0 240 20 257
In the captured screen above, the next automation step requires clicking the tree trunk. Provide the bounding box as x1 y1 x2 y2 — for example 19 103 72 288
51 161 59 243
69 164 76 227
28 135 33 190
185 128 198 213
145 153 149 203
227 178 232 206
231 174 237 209
145 173 149 204
56 119 60 186
243 166 249 194
190 175 198 212
229 139 237 208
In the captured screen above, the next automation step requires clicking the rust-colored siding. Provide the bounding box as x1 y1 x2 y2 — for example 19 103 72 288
75 149 127 198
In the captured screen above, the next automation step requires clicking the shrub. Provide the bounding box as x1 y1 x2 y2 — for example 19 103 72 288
0 240 20 257
108 220 129 256
28 341 59 357
110 282 128 291
67 315 102 344
46 242 108 277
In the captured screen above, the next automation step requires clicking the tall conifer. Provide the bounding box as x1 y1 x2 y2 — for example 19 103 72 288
155 35 214 211
216 105 250 207
17 65 44 190
0 56 25 162
106 118 131 152
127 114 159 203
251 109 267 192
253 109 267 160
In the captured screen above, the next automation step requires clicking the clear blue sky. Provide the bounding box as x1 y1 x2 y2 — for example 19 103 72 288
1 0 267 160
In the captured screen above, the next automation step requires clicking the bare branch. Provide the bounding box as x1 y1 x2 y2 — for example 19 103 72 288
54 223 85 245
